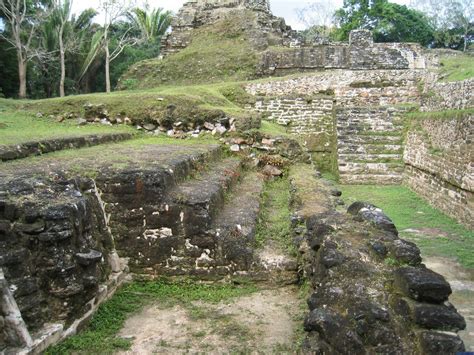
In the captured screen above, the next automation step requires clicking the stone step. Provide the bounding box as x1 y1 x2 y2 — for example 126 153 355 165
339 173 404 185
338 135 403 145
338 153 403 163
337 127 403 136
337 144 403 155
148 171 265 278
208 171 265 272
161 157 243 237
338 162 405 175
117 157 243 271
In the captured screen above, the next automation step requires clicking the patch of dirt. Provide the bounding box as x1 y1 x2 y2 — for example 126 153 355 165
402 227 452 239
424 256 474 352
118 287 303 354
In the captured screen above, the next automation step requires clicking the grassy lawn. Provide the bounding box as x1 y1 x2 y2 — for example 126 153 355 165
45 279 258 355
339 185 474 268
439 53 474 82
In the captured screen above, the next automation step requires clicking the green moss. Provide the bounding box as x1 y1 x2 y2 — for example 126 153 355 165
439 53 474 82
338 185 474 268
45 278 258 355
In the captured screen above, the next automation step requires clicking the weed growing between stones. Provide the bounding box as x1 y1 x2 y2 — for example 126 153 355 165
45 279 258 354
338 185 474 268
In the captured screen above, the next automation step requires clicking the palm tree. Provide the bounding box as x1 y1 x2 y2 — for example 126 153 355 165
128 6 172 42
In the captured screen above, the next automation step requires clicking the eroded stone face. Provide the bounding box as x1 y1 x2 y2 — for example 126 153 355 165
0 176 114 333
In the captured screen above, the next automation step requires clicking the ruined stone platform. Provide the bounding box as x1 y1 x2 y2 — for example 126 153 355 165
0 138 274 352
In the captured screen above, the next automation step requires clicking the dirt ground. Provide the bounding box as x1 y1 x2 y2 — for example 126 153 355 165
117 286 304 354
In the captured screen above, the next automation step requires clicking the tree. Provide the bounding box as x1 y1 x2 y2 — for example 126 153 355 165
295 2 337 43
450 0 473 51
334 0 434 46
101 0 136 93
128 6 171 43
0 0 47 98
51 0 72 97
410 0 473 50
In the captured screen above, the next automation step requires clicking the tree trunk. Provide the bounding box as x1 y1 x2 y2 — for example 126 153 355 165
464 34 468 52
18 57 27 99
59 26 66 97
105 40 111 94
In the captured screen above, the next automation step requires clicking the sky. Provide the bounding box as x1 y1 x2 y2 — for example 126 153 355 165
72 0 412 30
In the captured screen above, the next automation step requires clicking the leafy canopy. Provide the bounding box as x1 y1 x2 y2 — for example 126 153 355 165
335 0 435 45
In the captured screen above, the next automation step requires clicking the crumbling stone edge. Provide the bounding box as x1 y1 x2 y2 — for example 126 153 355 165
4 257 130 354
0 133 134 162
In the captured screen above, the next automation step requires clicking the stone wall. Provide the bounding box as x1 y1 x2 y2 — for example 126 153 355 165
253 96 337 173
259 30 435 75
247 70 424 183
404 115 474 229
422 78 474 111
0 175 128 352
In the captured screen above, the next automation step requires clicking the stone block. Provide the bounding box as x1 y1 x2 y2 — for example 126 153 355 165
394 266 452 303
417 330 465 354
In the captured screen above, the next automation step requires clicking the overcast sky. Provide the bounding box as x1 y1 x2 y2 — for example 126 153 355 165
72 0 412 30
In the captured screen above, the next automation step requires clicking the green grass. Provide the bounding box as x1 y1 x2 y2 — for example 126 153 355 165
406 108 474 121
256 177 294 255
439 53 474 82
45 278 258 355
0 106 134 146
338 185 474 268
259 120 291 137
119 10 260 89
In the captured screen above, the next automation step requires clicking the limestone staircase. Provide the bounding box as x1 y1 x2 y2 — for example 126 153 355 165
336 106 405 184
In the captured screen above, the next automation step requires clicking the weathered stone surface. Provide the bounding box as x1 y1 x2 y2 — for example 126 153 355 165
0 133 133 162
394 266 452 303
395 297 466 331
290 168 465 353
404 114 473 229
418 330 465 354
75 250 103 266
389 239 422 266
348 201 398 235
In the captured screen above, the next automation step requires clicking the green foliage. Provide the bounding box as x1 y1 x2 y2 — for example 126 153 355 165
338 185 474 268
335 0 435 45
0 38 18 98
439 53 474 81
128 6 172 42
45 279 258 354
